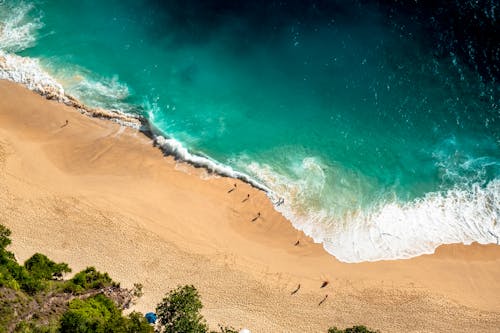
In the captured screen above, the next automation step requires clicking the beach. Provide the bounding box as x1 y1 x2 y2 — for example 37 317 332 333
1 79 499 332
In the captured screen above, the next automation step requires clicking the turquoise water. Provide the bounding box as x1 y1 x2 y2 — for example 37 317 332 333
1 0 499 262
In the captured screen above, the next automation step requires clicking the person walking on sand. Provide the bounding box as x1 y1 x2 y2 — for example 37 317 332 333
318 294 328 306
60 119 69 128
227 183 237 193
291 284 301 295
320 281 329 288
242 194 250 202
251 212 261 222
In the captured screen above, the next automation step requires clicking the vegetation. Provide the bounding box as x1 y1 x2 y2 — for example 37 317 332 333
63 267 118 294
156 285 208 333
24 253 71 281
1 223 380 333
0 225 71 295
60 294 151 333
0 224 146 333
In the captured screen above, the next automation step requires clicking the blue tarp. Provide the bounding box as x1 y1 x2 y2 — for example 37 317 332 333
145 312 157 324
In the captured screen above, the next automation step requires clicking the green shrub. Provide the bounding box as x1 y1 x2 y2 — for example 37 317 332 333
125 312 154 333
24 254 71 280
0 225 12 250
1 258 43 295
0 225 58 295
59 294 119 332
14 321 58 333
328 325 379 333
64 267 117 294
156 285 208 333
59 294 152 333
0 225 19 290
0 264 21 290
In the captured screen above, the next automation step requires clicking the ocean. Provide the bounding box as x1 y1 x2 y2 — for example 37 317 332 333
1 0 498 262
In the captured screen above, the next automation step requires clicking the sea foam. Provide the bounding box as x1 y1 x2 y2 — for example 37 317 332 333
0 1 65 100
246 158 499 262
0 1 42 53
0 51 65 100
153 136 270 192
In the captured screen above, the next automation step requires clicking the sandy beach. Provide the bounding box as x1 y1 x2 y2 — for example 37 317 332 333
0 79 499 332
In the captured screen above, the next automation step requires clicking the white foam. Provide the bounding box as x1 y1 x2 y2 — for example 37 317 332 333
0 1 43 52
60 71 132 111
153 136 270 192
0 2 64 99
247 159 500 262
0 51 66 100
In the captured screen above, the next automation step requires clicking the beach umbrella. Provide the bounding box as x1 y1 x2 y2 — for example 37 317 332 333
145 312 157 324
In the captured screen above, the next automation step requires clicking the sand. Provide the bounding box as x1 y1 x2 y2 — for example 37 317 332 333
0 79 499 332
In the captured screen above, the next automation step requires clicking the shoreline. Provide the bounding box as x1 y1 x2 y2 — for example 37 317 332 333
1 79 500 332
2 52 499 264
0 51 270 193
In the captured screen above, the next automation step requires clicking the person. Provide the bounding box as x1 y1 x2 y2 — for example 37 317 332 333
251 212 261 222
318 294 328 306
320 281 329 288
60 119 69 128
242 194 250 202
294 240 300 246
227 183 237 193
291 284 301 295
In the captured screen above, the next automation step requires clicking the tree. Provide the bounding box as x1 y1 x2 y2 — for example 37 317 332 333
24 253 71 280
126 312 154 333
64 267 117 293
156 285 208 333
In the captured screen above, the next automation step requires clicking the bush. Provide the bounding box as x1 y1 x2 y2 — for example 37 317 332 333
24 254 71 280
0 225 19 290
0 226 47 294
59 294 120 332
59 294 152 333
328 326 379 333
156 285 208 333
1 258 43 295
125 312 154 333
13 321 58 333
0 225 12 250
64 267 118 294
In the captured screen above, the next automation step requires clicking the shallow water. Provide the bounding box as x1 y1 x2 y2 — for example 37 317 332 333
1 0 499 262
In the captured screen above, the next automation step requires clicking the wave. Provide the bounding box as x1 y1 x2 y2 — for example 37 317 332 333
246 158 499 262
153 136 270 192
0 1 43 53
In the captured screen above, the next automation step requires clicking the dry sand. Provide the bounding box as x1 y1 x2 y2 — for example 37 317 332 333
0 80 499 332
